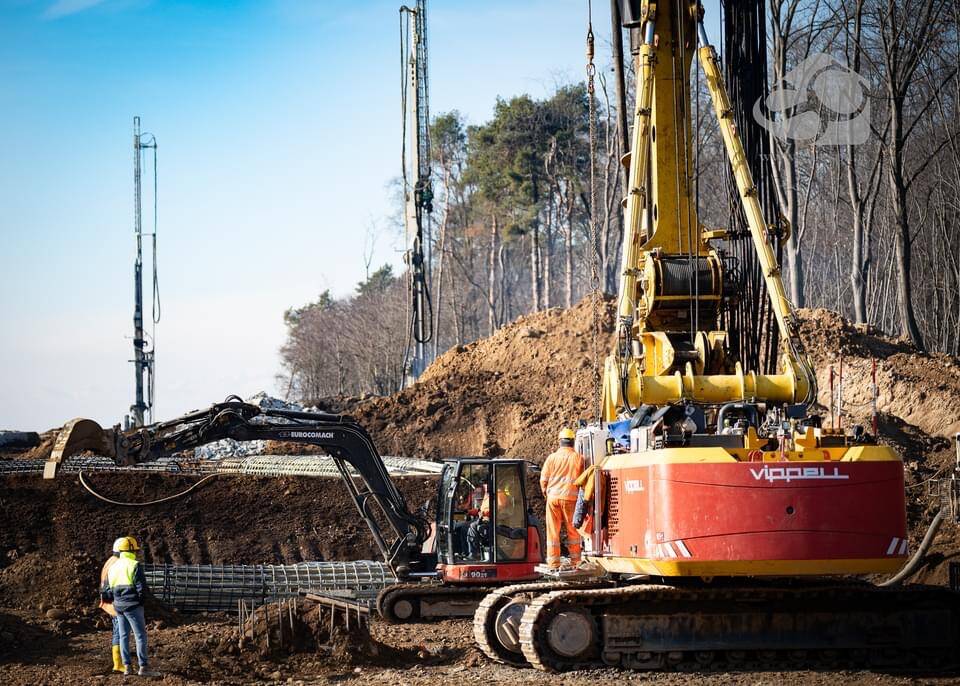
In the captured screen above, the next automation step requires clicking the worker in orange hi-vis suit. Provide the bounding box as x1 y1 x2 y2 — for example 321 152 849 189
540 428 586 568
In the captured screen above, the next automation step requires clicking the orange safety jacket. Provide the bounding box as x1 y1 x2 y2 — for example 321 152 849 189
540 446 585 501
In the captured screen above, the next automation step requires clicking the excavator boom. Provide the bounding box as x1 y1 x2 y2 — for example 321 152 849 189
47 399 430 577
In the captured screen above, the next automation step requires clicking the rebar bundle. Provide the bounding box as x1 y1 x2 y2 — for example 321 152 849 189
0 454 443 478
143 561 397 613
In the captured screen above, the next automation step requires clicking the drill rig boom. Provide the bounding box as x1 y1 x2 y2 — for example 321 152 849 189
605 0 815 418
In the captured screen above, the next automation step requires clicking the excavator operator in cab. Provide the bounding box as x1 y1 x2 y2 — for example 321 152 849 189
540 428 585 568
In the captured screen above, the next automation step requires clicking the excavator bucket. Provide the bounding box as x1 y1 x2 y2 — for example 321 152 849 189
43 418 115 479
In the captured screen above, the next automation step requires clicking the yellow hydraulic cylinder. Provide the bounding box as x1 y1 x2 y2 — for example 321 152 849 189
604 356 802 419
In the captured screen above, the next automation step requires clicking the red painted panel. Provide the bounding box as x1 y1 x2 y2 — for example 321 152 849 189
605 461 907 562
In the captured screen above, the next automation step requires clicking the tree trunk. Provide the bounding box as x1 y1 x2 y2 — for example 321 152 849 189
887 158 925 347
543 200 553 309
488 215 499 336
781 145 805 308
886 88 925 348
565 192 575 307
849 206 868 323
530 225 542 312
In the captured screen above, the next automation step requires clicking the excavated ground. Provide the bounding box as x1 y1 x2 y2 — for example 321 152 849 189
2 300 959 683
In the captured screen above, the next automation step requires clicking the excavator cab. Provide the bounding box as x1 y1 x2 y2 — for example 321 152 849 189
434 459 542 583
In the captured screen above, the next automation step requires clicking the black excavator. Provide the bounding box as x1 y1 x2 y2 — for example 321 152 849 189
45 398 545 621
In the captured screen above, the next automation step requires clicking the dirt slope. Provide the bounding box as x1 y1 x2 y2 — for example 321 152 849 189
798 308 960 440
0 474 437 612
351 296 616 460
347 300 959 469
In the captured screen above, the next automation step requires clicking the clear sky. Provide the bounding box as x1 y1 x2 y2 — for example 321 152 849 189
0 0 722 431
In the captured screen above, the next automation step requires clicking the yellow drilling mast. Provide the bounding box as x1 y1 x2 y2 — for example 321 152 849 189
603 0 816 420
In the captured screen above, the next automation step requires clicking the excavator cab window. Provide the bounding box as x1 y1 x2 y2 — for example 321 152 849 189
437 459 531 566
449 462 492 563
492 463 527 562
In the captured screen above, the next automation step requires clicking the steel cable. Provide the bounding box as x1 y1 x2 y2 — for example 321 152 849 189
586 0 603 423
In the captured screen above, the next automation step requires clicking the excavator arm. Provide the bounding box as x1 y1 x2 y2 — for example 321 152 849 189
45 399 431 577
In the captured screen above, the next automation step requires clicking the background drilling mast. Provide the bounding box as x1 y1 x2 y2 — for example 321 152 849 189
129 115 160 428
401 0 433 382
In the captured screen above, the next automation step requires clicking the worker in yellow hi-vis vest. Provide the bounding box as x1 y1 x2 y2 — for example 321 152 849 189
101 536 160 678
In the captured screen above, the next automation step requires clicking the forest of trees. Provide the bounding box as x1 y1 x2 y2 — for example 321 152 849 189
279 0 960 404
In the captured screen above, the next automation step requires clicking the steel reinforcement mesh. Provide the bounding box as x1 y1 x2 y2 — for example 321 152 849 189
143 561 397 613
0 454 443 477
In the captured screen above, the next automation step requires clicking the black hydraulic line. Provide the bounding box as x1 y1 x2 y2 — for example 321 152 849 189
878 509 946 587
79 470 218 507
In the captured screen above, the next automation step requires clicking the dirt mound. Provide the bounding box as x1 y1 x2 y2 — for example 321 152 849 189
0 552 101 616
798 308 960 441
340 300 958 465
236 598 407 665
350 296 616 460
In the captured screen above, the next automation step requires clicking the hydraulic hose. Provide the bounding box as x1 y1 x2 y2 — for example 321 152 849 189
878 509 946 587
79 470 218 507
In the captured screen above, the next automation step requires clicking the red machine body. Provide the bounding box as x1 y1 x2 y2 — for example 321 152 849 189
597 455 908 577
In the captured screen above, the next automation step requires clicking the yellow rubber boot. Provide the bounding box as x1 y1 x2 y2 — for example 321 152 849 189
112 645 124 673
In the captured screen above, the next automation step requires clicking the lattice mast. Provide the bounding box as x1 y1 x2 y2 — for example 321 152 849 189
130 116 158 427
401 0 434 380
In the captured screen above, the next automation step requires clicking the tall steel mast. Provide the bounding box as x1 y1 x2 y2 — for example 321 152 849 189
130 116 158 428
401 0 433 381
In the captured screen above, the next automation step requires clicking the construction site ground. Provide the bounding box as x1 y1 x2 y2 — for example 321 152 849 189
2 299 959 683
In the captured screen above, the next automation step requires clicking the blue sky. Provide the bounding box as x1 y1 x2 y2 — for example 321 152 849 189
0 0 723 430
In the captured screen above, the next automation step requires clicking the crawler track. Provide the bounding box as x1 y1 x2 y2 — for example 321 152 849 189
516 582 960 673
473 581 579 664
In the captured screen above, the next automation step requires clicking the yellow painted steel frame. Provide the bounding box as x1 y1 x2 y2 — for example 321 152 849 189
604 0 816 420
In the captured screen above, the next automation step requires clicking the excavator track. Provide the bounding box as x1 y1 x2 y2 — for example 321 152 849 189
518 582 960 673
377 583 496 623
473 581 598 665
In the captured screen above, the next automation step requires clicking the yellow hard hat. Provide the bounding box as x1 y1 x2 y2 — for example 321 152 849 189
558 428 576 441
113 536 140 552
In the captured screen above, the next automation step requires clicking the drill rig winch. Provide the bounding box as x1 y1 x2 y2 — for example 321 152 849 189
473 0 960 671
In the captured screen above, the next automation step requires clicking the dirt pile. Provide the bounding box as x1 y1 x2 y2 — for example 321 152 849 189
0 552 101 615
236 598 406 665
798 308 960 441
348 296 616 460
334 300 958 467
